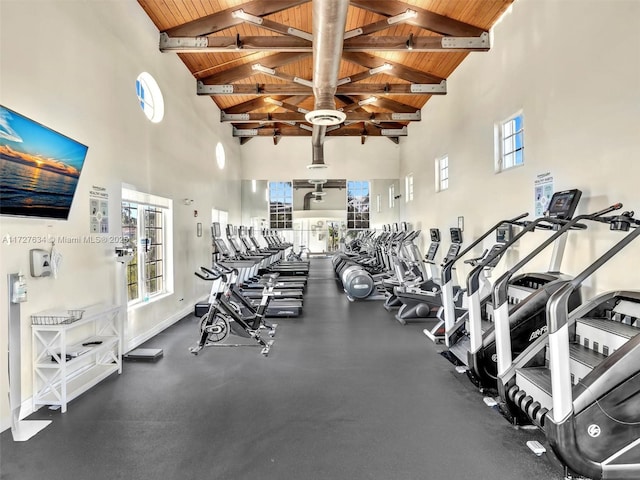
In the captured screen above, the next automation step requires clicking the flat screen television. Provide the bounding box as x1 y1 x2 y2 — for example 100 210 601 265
0 105 88 220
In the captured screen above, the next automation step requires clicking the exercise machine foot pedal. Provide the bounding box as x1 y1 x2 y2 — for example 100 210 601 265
483 397 498 407
526 440 546 456
455 366 468 374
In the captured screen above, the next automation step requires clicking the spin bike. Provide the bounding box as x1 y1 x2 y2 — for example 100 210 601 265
190 263 278 356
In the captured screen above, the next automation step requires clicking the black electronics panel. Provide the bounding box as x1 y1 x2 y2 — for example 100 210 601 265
450 227 463 244
401 221 409 231
430 228 441 243
496 223 513 243
547 189 582 220
442 244 461 264
426 243 439 262
239 226 246 236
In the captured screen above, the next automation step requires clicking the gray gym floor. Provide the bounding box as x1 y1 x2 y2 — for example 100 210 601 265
1 258 563 480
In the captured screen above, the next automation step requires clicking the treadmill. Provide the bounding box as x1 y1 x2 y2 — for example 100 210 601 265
211 223 303 317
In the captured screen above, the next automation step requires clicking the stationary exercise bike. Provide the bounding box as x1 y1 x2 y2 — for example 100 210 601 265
190 264 277 356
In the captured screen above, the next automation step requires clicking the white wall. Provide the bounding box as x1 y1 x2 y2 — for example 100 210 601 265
240 135 400 180
0 0 241 429
400 0 640 294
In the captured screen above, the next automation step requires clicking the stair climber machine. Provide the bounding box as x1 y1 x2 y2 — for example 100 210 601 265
382 230 423 310
444 190 586 391
494 208 640 480
477 201 620 394
191 264 277 356
394 227 461 327
212 223 303 317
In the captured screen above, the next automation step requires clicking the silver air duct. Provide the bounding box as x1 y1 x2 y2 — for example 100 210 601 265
307 0 349 170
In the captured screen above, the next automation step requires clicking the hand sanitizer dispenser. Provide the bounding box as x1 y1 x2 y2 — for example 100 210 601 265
30 249 52 277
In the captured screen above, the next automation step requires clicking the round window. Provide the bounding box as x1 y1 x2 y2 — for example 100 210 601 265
216 142 225 169
136 72 164 123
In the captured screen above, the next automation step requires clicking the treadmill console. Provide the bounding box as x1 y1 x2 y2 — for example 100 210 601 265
430 228 441 242
212 222 222 239
547 189 582 220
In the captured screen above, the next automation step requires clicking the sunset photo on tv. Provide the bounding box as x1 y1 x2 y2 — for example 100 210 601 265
0 105 88 220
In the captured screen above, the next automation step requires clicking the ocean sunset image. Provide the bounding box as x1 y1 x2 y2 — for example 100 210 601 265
0 105 88 219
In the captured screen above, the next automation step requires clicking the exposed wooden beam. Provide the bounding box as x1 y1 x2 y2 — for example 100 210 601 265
160 34 489 53
233 125 407 137
198 52 311 85
163 0 310 37
198 83 445 95
371 96 420 113
349 0 486 37
221 111 420 123
342 52 444 84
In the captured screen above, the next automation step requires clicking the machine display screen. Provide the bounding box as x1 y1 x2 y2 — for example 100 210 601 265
450 227 463 244
547 189 582 219
496 224 512 243
430 228 441 242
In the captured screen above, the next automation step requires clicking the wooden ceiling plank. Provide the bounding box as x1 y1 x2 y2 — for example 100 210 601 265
199 51 311 84
342 51 444 84
164 0 310 37
349 0 486 37
223 95 293 114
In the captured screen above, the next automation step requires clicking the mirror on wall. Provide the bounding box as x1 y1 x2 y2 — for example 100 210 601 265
240 178 400 254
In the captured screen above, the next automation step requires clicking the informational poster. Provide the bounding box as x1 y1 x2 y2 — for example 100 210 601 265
534 173 554 217
90 185 109 233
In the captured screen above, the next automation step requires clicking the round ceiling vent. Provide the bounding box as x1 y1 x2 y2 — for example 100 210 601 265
304 109 346 126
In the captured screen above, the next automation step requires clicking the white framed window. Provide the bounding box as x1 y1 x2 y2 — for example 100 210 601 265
376 194 381 213
347 180 370 229
405 173 414 202
435 155 449 192
135 72 164 123
389 183 396 209
122 188 173 305
269 181 293 229
496 112 524 171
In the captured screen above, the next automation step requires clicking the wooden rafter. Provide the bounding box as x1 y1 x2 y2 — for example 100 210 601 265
198 52 311 84
160 35 489 53
349 0 486 37
222 111 419 123
163 0 310 37
341 52 444 84
198 83 444 96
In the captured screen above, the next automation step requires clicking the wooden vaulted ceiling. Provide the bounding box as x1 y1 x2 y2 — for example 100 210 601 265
137 0 515 144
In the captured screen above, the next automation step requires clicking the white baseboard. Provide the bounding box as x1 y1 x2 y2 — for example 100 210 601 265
125 304 192 353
